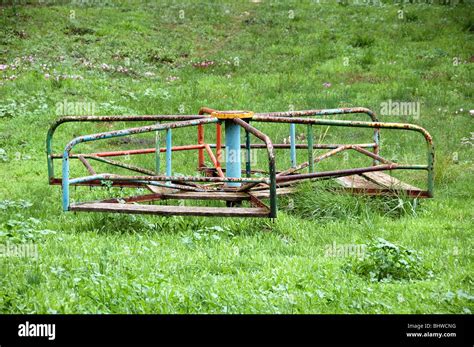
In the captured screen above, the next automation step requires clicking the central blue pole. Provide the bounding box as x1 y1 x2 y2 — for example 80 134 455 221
225 120 241 187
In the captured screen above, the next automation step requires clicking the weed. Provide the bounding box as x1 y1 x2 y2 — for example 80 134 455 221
346 238 430 282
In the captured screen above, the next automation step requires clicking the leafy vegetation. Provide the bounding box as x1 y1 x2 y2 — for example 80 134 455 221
347 237 430 282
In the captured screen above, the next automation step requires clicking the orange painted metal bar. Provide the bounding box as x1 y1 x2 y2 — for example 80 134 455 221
198 125 205 168
52 145 205 159
204 144 225 178
197 107 216 169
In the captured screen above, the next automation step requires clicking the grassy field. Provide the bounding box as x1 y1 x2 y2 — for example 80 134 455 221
0 0 473 314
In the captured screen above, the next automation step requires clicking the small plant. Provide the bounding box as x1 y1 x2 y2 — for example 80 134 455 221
0 217 56 244
0 199 33 209
347 238 429 282
0 149 8 162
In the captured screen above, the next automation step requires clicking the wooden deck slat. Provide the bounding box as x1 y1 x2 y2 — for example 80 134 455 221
161 191 248 201
360 171 421 191
333 173 427 198
70 202 270 217
251 187 296 198
335 175 382 189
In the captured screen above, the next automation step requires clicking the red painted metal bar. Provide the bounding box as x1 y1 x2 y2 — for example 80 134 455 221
197 107 216 169
51 144 206 159
51 143 376 159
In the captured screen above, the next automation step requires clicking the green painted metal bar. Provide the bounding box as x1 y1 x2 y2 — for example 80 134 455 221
166 129 172 177
290 123 296 167
255 107 381 165
307 124 314 173
252 116 434 196
46 114 206 183
61 117 219 211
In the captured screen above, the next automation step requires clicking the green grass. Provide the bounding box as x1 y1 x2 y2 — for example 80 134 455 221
0 0 473 314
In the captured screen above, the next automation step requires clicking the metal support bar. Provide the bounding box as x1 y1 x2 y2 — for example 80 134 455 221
77 155 96 175
252 115 434 197
245 128 251 178
46 114 207 182
51 144 206 159
166 128 172 177
61 117 219 211
290 123 296 167
307 124 314 173
216 122 222 167
197 124 204 169
233 118 277 218
275 164 432 183
69 174 269 185
88 156 156 176
204 144 225 178
155 131 160 174
278 145 349 177
254 107 381 166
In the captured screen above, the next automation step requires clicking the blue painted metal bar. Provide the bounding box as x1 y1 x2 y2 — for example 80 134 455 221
290 123 296 167
155 131 160 174
225 120 241 187
166 129 172 177
62 153 70 211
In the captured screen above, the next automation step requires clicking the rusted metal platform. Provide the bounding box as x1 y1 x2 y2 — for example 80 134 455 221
47 106 434 218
